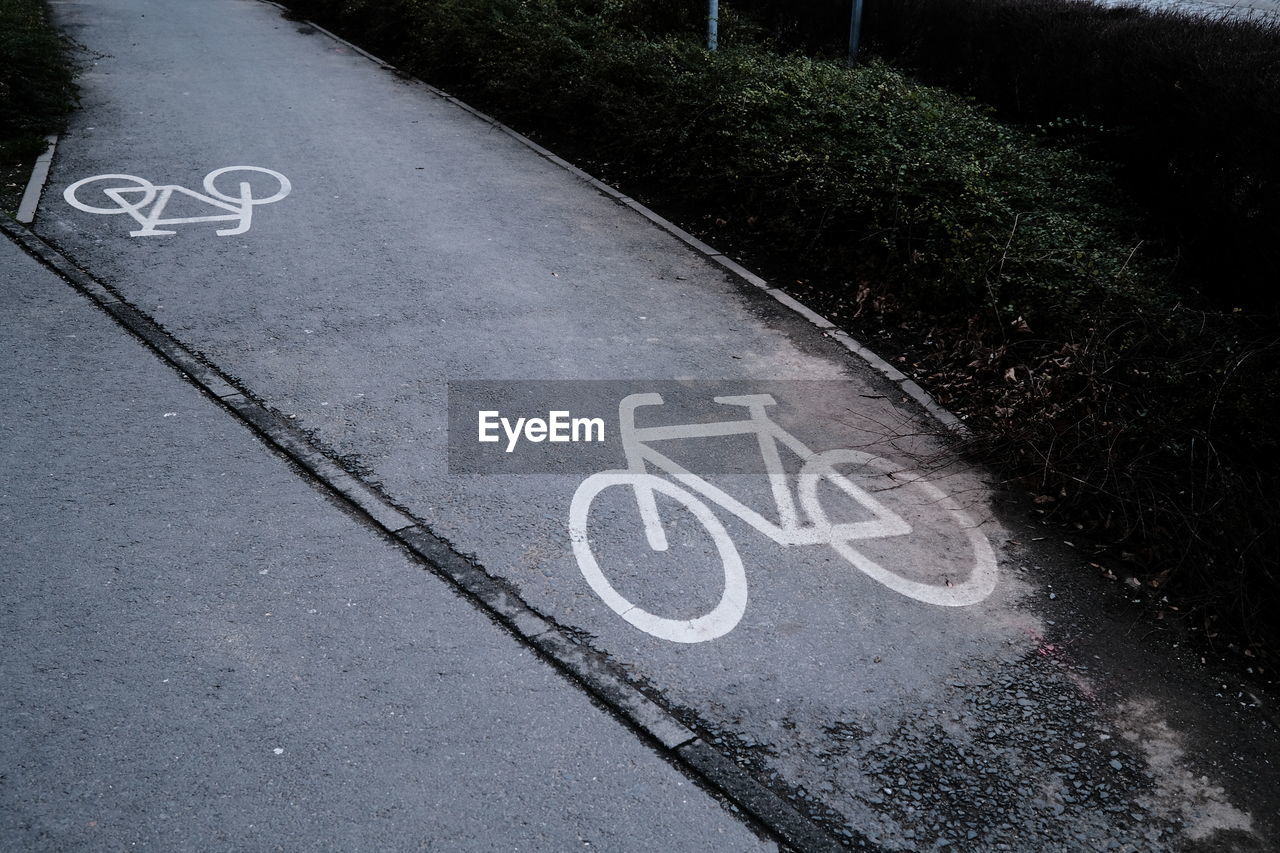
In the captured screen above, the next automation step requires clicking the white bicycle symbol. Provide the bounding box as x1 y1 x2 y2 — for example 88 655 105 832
63 166 291 237
569 393 998 643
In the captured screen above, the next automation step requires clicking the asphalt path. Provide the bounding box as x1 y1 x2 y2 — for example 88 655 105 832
0 227 775 850
14 0 1280 849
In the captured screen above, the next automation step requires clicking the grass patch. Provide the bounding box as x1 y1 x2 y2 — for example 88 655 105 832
0 136 46 213
0 0 77 214
283 0 1279 655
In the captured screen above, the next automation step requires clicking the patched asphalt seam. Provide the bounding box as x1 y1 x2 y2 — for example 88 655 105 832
1 215 858 852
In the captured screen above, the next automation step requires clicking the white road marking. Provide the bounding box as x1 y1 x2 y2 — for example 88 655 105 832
63 167 291 237
569 393 999 642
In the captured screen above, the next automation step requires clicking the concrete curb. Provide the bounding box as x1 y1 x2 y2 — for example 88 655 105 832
16 135 58 224
1 215 856 852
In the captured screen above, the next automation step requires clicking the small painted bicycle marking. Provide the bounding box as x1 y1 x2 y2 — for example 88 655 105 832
63 167 291 237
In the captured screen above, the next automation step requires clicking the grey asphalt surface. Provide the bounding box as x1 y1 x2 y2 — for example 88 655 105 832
13 0 1280 849
0 235 775 850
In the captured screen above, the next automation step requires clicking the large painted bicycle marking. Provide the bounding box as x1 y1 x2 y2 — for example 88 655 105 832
568 393 998 643
63 166 291 236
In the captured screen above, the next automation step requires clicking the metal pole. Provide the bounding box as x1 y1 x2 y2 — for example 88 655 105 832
848 0 864 64
708 0 719 51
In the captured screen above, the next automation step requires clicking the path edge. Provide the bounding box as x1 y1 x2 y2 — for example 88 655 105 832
15 134 59 224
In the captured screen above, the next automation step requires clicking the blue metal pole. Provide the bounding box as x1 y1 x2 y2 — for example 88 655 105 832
708 0 719 51
848 0 864 64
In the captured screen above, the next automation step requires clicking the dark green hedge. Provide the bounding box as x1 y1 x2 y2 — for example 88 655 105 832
735 0 1280 313
0 0 77 138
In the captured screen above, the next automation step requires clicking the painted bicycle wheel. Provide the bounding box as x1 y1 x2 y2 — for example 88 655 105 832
63 174 157 215
569 470 747 643
202 166 292 205
798 449 998 606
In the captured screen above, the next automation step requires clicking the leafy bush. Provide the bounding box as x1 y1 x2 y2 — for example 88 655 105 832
0 0 77 138
735 0 1280 314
